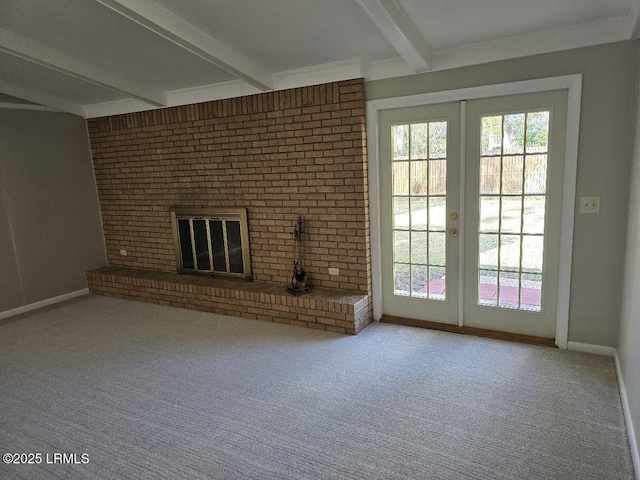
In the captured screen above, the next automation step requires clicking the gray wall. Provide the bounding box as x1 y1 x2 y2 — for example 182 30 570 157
366 40 636 347
618 41 640 471
0 109 106 313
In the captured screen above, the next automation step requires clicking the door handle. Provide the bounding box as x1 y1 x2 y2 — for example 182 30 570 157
450 212 459 220
449 228 458 237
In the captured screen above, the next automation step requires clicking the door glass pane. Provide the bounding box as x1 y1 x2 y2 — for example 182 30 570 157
394 231 410 263
478 234 499 270
429 232 446 266
410 123 428 159
524 155 547 194
410 161 428 195
481 116 502 155
392 121 448 301
393 162 409 195
392 125 409 160
393 197 410 229
501 197 522 233
479 196 500 232
523 196 546 234
478 110 550 312
411 231 428 264
502 156 524 195
410 197 428 230
480 157 500 194
429 197 446 231
178 219 194 270
478 270 498 306
192 219 211 271
499 271 519 308
526 112 549 153
411 265 429 298
522 273 542 312
429 160 447 195
226 221 244 274
429 122 447 158
503 114 525 154
499 234 521 271
429 266 446 300
522 235 544 273
394 263 410 296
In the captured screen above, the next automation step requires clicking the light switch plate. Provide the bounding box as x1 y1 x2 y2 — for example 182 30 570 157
580 196 600 214
328 268 339 276
119 249 127 256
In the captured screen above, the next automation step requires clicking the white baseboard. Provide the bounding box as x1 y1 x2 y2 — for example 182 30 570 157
0 288 90 321
567 341 616 356
615 351 640 480
573 343 640 478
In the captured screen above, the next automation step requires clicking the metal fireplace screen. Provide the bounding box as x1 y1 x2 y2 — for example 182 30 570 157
170 208 251 279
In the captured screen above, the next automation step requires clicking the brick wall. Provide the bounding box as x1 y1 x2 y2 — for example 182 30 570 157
87 79 371 297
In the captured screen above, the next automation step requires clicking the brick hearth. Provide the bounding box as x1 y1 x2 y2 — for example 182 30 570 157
88 267 371 335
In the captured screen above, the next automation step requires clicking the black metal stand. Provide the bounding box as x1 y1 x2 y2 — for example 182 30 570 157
288 216 311 296
286 285 311 296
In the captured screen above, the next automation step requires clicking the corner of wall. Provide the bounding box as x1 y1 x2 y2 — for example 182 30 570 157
83 120 108 268
615 350 640 480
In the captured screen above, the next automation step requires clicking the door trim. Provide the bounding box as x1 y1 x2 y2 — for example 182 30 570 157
366 74 582 349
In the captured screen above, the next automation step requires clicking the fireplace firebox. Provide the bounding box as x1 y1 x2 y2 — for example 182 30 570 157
170 208 252 280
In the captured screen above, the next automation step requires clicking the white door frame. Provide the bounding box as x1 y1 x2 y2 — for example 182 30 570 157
366 74 582 349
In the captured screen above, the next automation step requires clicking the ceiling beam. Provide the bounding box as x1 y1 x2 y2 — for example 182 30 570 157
0 79 86 117
0 28 166 107
355 0 432 72
94 0 274 91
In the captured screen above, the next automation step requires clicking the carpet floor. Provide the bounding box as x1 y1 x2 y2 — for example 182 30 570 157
0 295 634 479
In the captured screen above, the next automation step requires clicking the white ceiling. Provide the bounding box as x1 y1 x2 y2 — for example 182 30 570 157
0 0 638 118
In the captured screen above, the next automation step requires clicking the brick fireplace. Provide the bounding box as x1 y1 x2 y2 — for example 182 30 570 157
86 78 372 333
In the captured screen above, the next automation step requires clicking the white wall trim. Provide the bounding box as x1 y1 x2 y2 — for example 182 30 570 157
430 16 629 73
0 288 90 321
458 100 467 327
0 102 58 113
567 341 616 357
85 59 364 118
368 74 583 110
615 351 640 480
366 100 383 321
273 58 363 91
555 76 582 349
167 80 260 106
84 80 260 118
0 79 86 117
365 57 413 81
366 74 582 349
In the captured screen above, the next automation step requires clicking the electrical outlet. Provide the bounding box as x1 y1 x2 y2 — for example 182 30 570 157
579 196 600 214
119 249 127 256
328 268 340 276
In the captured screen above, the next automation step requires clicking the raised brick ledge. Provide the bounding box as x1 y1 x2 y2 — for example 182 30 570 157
87 267 371 335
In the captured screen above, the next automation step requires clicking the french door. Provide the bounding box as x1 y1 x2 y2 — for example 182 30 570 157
380 90 568 338
380 102 461 325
